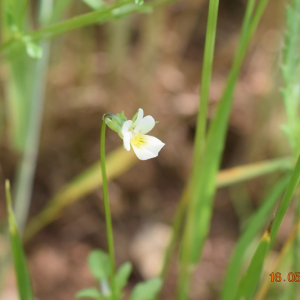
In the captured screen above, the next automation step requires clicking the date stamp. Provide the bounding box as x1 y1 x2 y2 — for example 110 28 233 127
269 272 300 282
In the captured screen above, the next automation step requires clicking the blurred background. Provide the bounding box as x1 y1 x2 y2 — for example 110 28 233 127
0 0 292 299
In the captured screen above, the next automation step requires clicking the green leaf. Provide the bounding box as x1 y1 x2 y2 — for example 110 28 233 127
129 278 162 300
25 42 43 59
82 0 107 11
117 111 127 124
114 262 132 295
234 230 270 300
5 180 34 300
88 250 111 281
76 287 103 299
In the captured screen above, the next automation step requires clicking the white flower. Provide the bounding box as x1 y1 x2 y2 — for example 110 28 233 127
121 108 165 160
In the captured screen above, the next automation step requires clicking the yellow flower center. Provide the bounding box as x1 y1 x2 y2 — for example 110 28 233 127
130 134 146 148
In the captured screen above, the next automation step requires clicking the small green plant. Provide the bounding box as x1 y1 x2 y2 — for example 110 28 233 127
75 108 164 300
76 249 161 300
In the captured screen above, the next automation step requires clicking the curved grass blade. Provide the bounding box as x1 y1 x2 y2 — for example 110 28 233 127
270 154 300 247
5 180 34 300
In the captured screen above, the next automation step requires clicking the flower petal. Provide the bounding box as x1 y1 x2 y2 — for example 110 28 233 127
123 132 132 151
134 116 155 134
131 135 165 160
133 108 144 126
122 120 132 136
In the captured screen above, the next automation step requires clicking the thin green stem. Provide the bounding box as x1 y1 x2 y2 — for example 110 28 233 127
100 117 116 298
270 154 300 247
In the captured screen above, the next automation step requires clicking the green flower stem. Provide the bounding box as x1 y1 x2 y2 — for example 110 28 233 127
100 116 116 298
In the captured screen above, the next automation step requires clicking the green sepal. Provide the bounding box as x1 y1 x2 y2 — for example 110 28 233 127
105 112 127 139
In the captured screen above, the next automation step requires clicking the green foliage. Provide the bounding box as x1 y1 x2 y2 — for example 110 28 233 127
105 112 127 138
77 249 161 300
234 230 270 300
89 250 111 281
77 250 133 300
281 0 300 156
129 278 162 300
113 262 132 298
180 0 269 276
221 176 289 300
5 180 34 300
270 155 300 246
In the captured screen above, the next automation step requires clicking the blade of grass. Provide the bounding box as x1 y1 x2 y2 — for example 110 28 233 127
234 229 270 300
216 157 292 188
221 175 289 300
255 214 300 300
178 0 269 297
5 180 34 300
193 0 220 165
187 0 269 264
270 154 300 247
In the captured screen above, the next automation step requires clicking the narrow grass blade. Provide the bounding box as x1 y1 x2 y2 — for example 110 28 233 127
178 1 269 297
193 0 220 165
255 214 300 300
5 180 34 300
234 229 270 300
221 176 289 300
24 147 137 241
216 157 292 188
270 154 300 247
185 0 269 265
